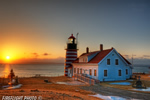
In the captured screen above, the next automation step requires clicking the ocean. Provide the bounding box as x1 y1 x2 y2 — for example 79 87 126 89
132 64 150 73
0 64 149 77
0 64 64 77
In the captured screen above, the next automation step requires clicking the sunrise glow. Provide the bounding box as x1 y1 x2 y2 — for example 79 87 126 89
0 0 149 65
6 56 10 60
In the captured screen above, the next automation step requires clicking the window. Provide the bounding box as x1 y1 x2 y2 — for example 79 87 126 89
104 70 107 77
115 59 119 65
82 58 87 62
68 38 73 43
94 69 97 76
77 68 79 74
89 69 92 76
107 59 110 65
118 70 121 76
80 68 82 74
74 68 76 73
126 69 128 75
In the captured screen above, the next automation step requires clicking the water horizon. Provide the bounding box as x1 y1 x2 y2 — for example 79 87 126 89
0 64 149 78
0 64 64 77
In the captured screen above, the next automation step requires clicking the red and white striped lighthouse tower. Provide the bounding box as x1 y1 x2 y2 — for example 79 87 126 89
64 34 78 77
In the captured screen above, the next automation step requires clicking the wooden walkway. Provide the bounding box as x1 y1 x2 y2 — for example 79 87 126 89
74 74 100 85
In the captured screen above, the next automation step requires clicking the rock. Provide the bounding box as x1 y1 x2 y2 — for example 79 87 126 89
31 89 39 92
75 89 79 92
19 90 25 92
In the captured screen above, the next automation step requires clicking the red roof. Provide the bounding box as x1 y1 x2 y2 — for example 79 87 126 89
72 51 99 63
73 49 112 63
80 51 99 57
68 34 75 39
73 48 131 65
88 48 113 63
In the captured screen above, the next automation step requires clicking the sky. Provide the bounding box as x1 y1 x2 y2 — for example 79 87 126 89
0 0 150 64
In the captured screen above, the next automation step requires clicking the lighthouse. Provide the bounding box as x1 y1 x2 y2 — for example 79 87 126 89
64 34 78 77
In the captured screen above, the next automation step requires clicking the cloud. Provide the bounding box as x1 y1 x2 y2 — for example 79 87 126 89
123 55 136 59
10 57 65 64
132 55 136 56
43 53 51 56
143 55 150 58
123 55 131 59
123 55 130 57
132 58 150 65
31 53 39 57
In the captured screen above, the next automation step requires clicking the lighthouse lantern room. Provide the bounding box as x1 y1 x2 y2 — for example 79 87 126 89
64 34 78 77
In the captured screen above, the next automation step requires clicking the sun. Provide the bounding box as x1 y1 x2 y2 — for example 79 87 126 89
6 56 10 60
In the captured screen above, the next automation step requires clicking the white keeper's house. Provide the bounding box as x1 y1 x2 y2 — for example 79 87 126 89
72 44 132 81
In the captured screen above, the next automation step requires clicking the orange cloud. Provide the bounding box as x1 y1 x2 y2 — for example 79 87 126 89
43 53 51 56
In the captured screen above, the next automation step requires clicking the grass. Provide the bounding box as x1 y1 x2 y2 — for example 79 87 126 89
0 76 102 100
99 74 150 93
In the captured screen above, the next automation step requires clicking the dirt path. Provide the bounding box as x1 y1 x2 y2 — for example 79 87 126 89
80 84 150 100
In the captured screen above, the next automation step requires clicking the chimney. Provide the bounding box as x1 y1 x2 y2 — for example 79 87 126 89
100 44 103 51
86 47 89 53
